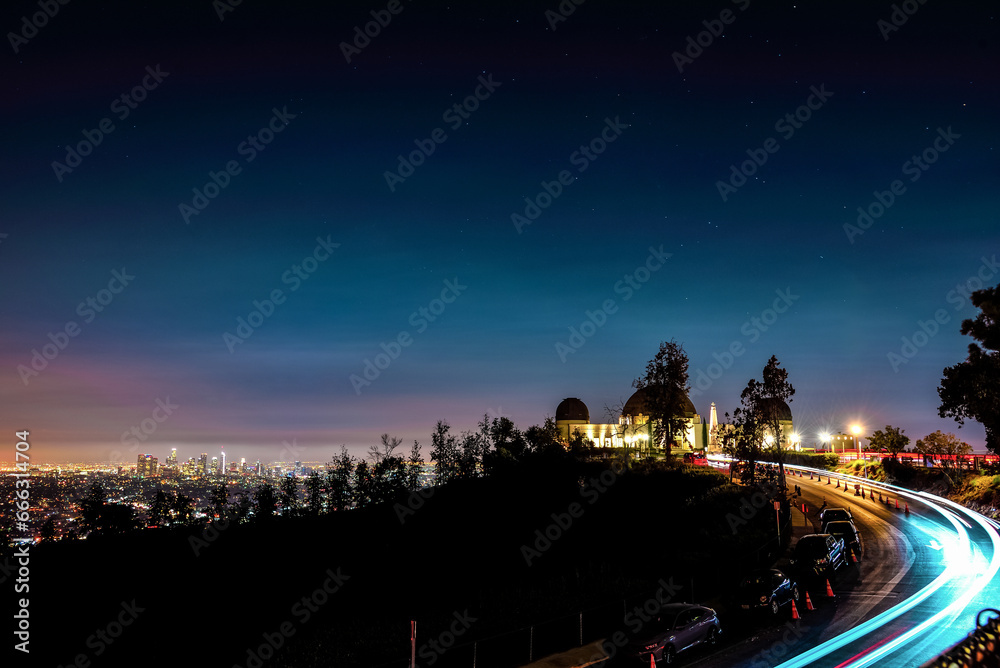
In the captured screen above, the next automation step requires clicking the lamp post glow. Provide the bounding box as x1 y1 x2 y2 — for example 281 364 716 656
820 432 831 455
851 424 868 478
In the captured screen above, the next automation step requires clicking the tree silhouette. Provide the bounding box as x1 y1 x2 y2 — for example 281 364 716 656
868 425 910 461
305 471 324 515
938 284 1000 453
633 339 691 453
253 482 278 521
326 445 355 512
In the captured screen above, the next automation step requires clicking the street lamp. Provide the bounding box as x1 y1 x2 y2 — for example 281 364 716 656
790 433 801 451
851 425 862 460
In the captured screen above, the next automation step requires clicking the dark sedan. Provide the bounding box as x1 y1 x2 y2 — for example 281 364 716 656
824 520 862 560
790 534 847 577
624 603 720 664
735 568 801 616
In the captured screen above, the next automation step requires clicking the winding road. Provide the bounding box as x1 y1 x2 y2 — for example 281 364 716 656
686 464 1000 667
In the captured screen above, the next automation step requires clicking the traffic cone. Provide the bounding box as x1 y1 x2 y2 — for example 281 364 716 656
836 479 840 488
878 492 882 502
895 499 899 510
827 476 831 485
825 579 835 598
851 550 858 564
805 591 815 611
791 599 800 620
905 503 910 514
650 653 655 668
861 489 865 499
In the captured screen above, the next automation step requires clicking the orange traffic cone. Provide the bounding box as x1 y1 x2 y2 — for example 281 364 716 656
861 489 865 499
905 503 910 514
791 599 800 620
851 550 858 564
805 591 815 611
809 472 813 479
827 476 831 485
895 499 899 510
825 579 835 598
836 479 840 488
650 653 656 668
878 492 882 502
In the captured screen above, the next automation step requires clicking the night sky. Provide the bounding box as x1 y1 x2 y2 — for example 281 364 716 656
2 0 996 464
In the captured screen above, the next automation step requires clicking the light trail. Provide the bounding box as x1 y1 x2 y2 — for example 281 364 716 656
768 465 1000 667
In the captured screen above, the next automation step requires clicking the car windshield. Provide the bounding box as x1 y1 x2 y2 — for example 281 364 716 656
796 538 829 557
824 510 850 521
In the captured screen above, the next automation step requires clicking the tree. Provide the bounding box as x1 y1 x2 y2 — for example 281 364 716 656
40 517 56 542
406 440 423 492
524 417 562 455
915 430 972 468
430 420 460 484
326 446 355 512
481 416 529 474
868 425 910 461
79 481 107 536
305 471 324 515
172 491 195 524
253 482 278 521
149 489 171 527
632 339 691 453
279 476 299 517
938 284 1000 453
722 404 765 486
209 483 228 520
742 356 795 486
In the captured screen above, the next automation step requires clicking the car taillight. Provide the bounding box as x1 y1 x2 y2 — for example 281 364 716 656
644 643 657 650
759 596 768 603
817 558 828 564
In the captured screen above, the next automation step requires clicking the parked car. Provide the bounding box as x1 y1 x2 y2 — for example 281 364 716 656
625 603 720 664
790 534 848 577
735 568 801 616
818 507 852 524
824 520 862 560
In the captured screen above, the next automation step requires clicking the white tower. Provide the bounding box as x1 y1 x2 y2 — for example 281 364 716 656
709 402 719 448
